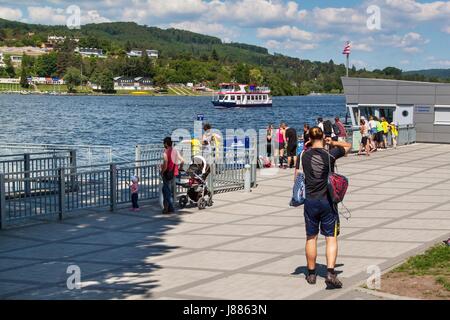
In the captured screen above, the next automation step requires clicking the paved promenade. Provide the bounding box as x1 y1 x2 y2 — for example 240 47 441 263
1 143 449 300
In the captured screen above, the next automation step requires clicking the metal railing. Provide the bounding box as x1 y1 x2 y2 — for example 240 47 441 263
0 150 257 228
349 125 416 151
0 143 113 167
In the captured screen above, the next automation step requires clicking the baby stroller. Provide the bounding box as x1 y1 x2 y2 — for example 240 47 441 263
177 155 213 210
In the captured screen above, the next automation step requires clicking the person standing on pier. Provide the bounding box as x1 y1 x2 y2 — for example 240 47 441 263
295 127 351 289
161 137 184 214
285 124 298 169
129 176 140 212
334 117 347 142
266 124 274 164
276 123 287 168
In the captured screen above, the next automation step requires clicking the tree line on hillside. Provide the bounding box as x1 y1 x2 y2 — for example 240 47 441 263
0 19 448 95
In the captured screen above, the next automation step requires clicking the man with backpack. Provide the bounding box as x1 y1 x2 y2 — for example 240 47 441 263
295 126 351 289
334 117 347 142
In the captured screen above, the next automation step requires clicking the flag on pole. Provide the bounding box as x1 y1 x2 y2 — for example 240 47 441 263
342 41 351 55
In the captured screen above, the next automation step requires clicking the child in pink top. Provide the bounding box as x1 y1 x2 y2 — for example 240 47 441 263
130 176 140 212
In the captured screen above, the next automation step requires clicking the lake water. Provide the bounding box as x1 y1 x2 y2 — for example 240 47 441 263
0 94 346 159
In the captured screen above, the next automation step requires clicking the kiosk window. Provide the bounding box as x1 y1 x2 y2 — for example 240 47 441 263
435 107 450 125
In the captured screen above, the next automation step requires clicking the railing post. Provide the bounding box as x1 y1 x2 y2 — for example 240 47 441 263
110 164 117 212
58 168 65 221
244 164 251 192
69 149 77 192
0 174 6 229
24 153 31 197
208 160 215 196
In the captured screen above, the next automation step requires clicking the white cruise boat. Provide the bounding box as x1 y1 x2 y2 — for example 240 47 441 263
212 83 272 108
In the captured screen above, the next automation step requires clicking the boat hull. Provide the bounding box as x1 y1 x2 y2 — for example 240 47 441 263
212 101 272 108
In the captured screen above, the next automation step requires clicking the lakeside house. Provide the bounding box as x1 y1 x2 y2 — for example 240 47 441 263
113 76 154 91
127 49 159 58
75 47 107 58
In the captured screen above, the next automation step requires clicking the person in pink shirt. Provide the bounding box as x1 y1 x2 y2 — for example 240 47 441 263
130 176 140 212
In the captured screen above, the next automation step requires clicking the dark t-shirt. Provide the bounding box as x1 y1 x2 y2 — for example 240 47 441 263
296 147 345 200
303 132 310 147
285 127 297 146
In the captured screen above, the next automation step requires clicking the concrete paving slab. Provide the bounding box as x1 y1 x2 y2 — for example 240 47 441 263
158 250 278 271
347 228 449 242
338 240 422 258
178 273 326 300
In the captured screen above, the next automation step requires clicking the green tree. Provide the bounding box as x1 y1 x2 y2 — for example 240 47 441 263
211 48 219 61
20 67 29 88
249 68 263 85
64 67 82 92
4 55 15 77
98 70 114 92
140 50 155 78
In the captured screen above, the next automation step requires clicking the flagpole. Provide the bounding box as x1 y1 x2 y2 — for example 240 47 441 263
346 53 349 77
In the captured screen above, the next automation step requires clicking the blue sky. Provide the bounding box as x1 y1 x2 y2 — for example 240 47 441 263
1 0 449 71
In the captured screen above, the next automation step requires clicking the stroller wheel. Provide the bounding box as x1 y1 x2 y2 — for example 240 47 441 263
179 195 188 209
207 198 213 207
198 198 207 210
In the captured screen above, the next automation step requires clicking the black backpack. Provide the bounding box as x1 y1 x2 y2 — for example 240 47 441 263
323 120 333 136
332 123 341 136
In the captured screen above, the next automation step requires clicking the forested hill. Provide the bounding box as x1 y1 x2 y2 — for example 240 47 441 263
1 18 449 95
403 69 450 79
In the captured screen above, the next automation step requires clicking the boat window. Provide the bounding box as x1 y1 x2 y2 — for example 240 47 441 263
219 95 224 100
237 95 241 100
231 95 235 101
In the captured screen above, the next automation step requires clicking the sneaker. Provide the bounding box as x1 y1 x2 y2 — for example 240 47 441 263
325 273 343 289
305 273 317 285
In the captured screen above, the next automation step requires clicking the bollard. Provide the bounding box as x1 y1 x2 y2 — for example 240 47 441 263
244 164 251 192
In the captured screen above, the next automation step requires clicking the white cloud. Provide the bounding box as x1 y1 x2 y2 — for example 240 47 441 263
443 26 450 34
257 26 315 41
380 32 429 53
84 10 110 24
265 39 317 51
27 6 67 25
384 0 450 21
400 59 410 65
26 5 109 25
121 0 208 22
308 7 368 33
0 6 22 21
351 42 373 52
208 0 307 27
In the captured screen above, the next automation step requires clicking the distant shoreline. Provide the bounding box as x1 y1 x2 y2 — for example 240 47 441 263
0 91 344 97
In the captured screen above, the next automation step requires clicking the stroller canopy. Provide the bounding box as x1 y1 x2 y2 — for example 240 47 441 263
192 155 207 174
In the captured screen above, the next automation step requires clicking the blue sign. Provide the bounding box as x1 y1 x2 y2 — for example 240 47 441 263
197 114 205 121
416 106 431 113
